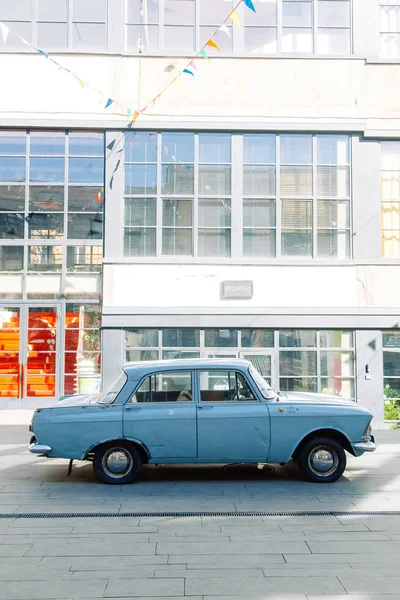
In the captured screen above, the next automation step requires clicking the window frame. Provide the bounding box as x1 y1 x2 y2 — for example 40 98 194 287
198 369 261 404
128 369 194 403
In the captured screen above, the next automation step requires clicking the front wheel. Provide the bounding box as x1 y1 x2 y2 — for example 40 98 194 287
298 437 346 483
93 442 142 484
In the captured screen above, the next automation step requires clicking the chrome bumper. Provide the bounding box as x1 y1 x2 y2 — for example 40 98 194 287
353 440 376 453
29 443 51 456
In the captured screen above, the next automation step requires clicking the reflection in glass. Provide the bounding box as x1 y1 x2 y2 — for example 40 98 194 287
124 132 157 163
0 246 23 271
67 213 103 239
162 228 192 255
279 350 317 375
321 351 354 377
383 332 400 349
125 329 158 347
161 165 194 195
126 350 159 361
243 166 276 195
320 331 353 348
29 186 64 211
279 330 317 347
243 229 276 257
0 186 25 211
162 133 194 163
124 228 156 256
28 213 64 239
0 132 26 155
205 329 238 347
72 23 106 50
30 158 65 183
30 133 65 156
279 377 317 392
28 246 62 271
68 187 103 212
198 228 231 257
162 329 199 347
67 246 102 272
69 133 104 157
0 157 26 182
244 134 276 164
320 377 354 398
199 165 231 196
241 329 274 348
37 23 68 48
199 134 231 163
68 158 104 184
125 164 157 194
0 213 24 239
125 198 156 226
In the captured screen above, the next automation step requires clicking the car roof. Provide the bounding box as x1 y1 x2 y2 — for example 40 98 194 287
122 358 252 378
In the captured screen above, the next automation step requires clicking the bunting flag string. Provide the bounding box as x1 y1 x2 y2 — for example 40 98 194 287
0 0 256 128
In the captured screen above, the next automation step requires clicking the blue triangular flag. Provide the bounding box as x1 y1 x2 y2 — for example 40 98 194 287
104 98 113 109
183 68 194 77
243 0 256 12
106 140 116 151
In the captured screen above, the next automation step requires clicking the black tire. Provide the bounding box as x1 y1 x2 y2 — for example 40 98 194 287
298 437 346 483
93 441 142 484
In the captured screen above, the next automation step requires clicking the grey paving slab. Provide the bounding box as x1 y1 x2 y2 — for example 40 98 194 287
307 596 394 600
229 531 391 541
105 578 184 597
0 566 72 581
338 574 400 594
307 540 400 554
40 555 168 569
71 566 156 579
185 575 345 595
0 544 31 556
156 540 310 555
26 540 156 556
0 579 107 599
203 596 307 600
167 554 286 566
284 552 400 564
154 567 265 578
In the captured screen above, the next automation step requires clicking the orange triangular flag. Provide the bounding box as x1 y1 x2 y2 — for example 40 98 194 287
132 110 139 124
206 39 221 51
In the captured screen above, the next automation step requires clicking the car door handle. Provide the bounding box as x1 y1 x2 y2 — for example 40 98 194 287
198 405 213 410
125 406 141 411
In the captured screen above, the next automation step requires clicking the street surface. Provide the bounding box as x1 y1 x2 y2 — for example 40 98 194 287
0 426 400 598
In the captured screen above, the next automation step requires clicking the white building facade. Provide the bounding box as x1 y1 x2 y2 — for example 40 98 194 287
0 0 400 426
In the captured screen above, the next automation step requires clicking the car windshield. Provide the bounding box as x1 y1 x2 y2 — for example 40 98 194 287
249 365 277 399
96 371 127 404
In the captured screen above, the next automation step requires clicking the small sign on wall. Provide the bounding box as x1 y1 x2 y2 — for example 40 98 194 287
222 280 253 299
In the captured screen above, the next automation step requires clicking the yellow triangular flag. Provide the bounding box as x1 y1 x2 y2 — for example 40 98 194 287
132 110 139 124
76 77 85 89
174 78 183 90
206 39 221 52
230 9 241 28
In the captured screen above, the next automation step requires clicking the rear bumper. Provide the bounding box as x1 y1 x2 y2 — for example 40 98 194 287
29 443 51 456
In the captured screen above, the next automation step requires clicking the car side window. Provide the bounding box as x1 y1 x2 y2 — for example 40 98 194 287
130 371 193 403
199 370 257 403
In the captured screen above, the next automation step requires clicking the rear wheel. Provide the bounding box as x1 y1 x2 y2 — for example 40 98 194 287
93 442 142 484
298 437 346 483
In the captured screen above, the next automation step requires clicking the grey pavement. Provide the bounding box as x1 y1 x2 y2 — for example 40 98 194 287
0 426 400 597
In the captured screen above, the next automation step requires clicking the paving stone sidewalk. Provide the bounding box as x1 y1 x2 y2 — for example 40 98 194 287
0 426 400 598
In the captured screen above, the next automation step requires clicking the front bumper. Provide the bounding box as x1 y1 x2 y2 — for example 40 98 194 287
352 438 376 453
29 443 51 456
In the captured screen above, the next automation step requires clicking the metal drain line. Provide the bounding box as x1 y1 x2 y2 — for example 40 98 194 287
0 510 400 519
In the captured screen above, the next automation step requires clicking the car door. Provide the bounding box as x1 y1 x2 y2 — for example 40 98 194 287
196 368 270 461
123 370 197 459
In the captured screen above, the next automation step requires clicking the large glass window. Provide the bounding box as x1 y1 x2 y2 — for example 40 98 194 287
244 133 351 258
123 327 356 398
0 0 107 50
0 130 104 301
383 331 400 421
124 132 231 258
381 1 400 58
381 142 400 257
126 0 352 55
122 132 351 260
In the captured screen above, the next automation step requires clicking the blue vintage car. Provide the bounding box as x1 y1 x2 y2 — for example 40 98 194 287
29 358 376 484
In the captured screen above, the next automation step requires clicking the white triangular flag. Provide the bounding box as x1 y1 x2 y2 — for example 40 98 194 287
0 23 9 43
220 24 231 38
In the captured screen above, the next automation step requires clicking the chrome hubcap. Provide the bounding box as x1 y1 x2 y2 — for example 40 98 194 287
102 448 133 478
308 446 338 477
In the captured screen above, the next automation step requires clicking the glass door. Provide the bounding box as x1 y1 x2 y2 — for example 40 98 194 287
0 305 60 403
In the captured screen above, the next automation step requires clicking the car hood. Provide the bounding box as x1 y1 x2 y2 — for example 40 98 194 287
56 393 99 407
279 391 357 407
